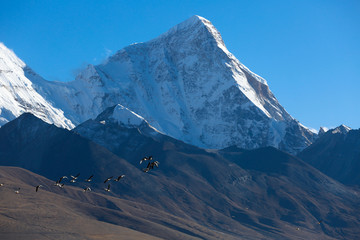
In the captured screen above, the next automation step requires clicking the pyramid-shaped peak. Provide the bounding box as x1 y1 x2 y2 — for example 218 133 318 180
156 15 226 48
318 126 329 136
178 15 212 27
94 104 161 133
95 104 146 126
330 124 351 134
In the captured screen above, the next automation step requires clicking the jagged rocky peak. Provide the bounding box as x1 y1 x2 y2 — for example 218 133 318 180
0 43 74 129
318 126 329 136
329 124 351 134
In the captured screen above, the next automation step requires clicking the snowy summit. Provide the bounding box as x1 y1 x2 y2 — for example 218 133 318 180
0 16 316 154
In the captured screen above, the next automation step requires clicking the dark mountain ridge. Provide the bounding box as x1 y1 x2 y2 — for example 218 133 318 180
0 113 359 239
298 125 360 187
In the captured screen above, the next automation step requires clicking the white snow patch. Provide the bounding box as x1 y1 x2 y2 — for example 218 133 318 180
111 104 145 126
320 127 329 133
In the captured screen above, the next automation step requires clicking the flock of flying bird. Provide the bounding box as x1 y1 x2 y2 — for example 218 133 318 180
0 155 159 194
0 155 324 231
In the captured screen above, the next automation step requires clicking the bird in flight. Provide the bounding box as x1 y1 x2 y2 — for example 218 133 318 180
85 175 94 182
140 156 153 164
70 173 80 183
104 184 111 192
54 176 67 188
104 176 113 183
15 188 20 194
114 175 125 182
83 187 91 192
35 185 42 192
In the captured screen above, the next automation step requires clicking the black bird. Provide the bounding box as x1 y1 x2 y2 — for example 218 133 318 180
70 173 80 183
35 185 42 192
104 176 113 183
54 176 67 187
104 184 111 192
140 156 153 164
58 176 67 183
151 161 159 168
114 175 125 182
140 157 147 164
143 168 150 173
54 181 65 188
146 162 152 169
318 220 323 224
85 174 94 182
148 161 160 170
83 186 91 192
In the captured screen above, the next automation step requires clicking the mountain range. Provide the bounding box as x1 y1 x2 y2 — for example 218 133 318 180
0 112 359 239
0 15 316 154
1 15 359 239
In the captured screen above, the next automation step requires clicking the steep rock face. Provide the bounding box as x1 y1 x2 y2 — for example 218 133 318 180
0 43 74 129
33 16 315 153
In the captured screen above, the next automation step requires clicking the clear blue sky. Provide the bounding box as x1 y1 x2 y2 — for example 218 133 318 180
1 0 359 130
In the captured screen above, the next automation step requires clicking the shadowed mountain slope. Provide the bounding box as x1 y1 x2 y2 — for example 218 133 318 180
298 126 360 187
0 166 235 240
0 113 359 239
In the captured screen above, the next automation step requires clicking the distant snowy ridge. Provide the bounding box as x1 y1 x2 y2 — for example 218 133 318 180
329 124 351 134
0 43 74 129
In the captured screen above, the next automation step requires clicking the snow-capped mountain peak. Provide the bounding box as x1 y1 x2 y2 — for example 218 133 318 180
158 15 226 52
4 16 316 154
111 104 145 126
94 104 161 132
0 43 74 129
318 126 329 136
330 124 351 134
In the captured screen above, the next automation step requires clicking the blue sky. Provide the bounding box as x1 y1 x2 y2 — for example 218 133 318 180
0 0 359 130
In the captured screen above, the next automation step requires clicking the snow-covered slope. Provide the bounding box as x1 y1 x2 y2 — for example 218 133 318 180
0 43 74 129
32 16 315 153
74 105 164 154
94 104 161 134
